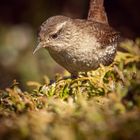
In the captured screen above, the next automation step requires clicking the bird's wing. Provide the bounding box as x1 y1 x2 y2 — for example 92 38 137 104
92 23 120 47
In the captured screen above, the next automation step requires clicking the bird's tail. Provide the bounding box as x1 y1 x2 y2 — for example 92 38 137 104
88 0 108 24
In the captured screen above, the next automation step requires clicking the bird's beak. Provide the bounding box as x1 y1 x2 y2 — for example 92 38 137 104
33 43 42 54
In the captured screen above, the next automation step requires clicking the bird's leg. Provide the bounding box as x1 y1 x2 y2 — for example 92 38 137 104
71 73 78 79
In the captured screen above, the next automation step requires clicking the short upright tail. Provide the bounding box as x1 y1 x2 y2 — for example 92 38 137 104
87 0 108 24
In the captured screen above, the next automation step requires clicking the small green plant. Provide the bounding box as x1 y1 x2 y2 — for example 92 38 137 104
0 39 140 140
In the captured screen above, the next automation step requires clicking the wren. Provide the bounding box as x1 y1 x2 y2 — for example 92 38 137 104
33 15 120 76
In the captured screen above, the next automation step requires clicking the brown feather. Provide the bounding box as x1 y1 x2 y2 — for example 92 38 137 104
88 0 108 24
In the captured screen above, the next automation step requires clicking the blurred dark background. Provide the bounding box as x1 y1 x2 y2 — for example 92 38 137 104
0 0 140 89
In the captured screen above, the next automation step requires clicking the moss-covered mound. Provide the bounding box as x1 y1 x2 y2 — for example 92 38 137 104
0 39 140 140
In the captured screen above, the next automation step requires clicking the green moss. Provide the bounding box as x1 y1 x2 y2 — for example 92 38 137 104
0 39 140 140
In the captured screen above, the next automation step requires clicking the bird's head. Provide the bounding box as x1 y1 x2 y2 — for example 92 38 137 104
33 16 70 54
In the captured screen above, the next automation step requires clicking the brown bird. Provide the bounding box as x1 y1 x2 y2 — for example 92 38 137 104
33 0 120 77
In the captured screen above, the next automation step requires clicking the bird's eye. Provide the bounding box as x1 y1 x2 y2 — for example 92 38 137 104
51 33 58 39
